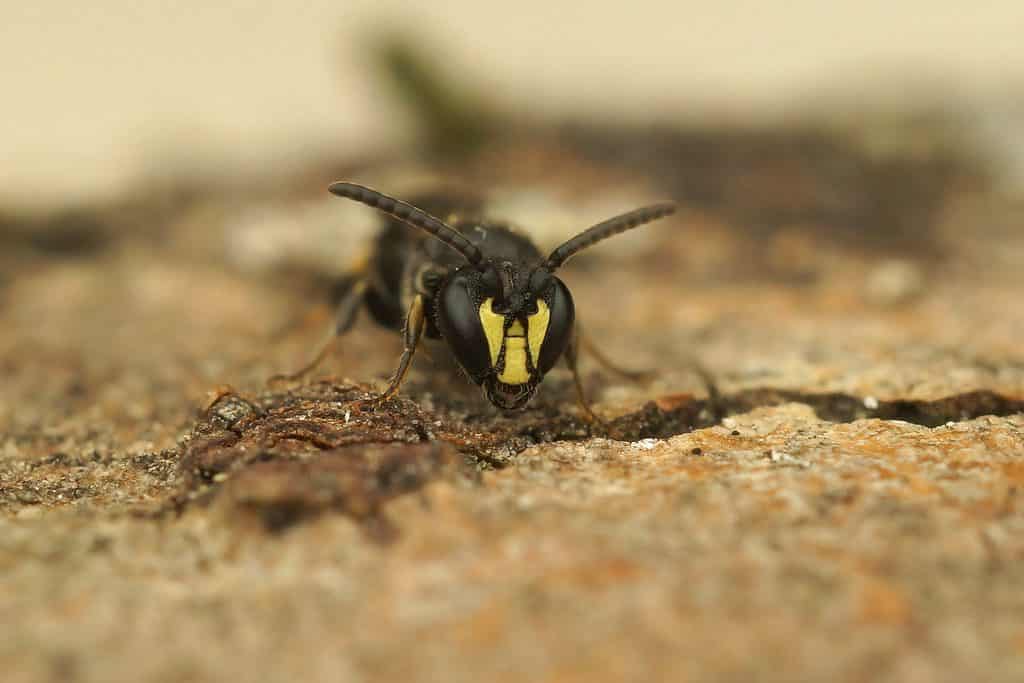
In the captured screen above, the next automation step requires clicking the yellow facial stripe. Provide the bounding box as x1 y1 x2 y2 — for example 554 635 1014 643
479 298 505 367
499 338 530 384
477 298 551 385
527 299 550 366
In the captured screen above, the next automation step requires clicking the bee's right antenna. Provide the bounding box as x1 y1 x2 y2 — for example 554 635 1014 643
329 182 485 266
543 202 677 271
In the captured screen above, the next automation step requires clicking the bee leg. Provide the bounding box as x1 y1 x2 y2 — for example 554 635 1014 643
369 293 426 405
577 322 654 383
579 323 721 421
565 323 607 427
689 358 723 423
268 278 368 385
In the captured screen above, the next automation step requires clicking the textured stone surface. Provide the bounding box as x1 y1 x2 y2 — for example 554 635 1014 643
2 119 1024 682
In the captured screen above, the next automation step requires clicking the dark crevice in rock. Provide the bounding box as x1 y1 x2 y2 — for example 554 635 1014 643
609 388 1023 441
168 384 1021 532
482 388 1024 448
714 388 1024 429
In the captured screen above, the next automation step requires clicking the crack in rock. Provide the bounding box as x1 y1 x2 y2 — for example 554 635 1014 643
173 383 1023 536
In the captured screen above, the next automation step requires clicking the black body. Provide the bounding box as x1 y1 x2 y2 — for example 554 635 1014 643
364 193 541 338
276 182 678 413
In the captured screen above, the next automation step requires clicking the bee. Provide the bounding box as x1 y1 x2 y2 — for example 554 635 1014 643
274 183 677 416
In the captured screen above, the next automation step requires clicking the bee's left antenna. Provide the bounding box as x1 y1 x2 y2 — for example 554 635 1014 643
543 202 677 271
329 182 484 266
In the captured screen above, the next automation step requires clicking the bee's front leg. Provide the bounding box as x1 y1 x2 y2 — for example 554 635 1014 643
369 293 426 405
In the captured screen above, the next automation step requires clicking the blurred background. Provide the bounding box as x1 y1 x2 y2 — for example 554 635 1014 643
4 0 1024 207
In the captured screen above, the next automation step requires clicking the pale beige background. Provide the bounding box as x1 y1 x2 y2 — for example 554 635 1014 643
3 0 1023 208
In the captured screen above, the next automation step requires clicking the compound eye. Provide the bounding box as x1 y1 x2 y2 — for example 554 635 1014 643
536 277 575 374
435 272 492 382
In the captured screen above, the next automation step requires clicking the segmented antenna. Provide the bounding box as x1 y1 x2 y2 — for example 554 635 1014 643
544 202 677 270
328 182 484 265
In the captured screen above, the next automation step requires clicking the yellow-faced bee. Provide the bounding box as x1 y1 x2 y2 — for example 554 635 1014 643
276 183 676 416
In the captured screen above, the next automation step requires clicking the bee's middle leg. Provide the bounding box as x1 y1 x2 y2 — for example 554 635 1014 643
578 320 720 413
564 322 606 427
577 320 654 383
268 278 368 385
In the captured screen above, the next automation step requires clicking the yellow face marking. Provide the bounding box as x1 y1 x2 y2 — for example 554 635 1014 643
500 338 530 384
527 300 550 366
478 298 551 385
479 298 505 368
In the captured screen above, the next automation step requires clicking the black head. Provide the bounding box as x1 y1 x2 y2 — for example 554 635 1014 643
435 261 575 409
328 182 676 410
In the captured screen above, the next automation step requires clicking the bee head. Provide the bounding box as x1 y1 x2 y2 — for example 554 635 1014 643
435 261 574 410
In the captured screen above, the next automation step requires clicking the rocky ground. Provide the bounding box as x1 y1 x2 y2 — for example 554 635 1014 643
2 95 1024 681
